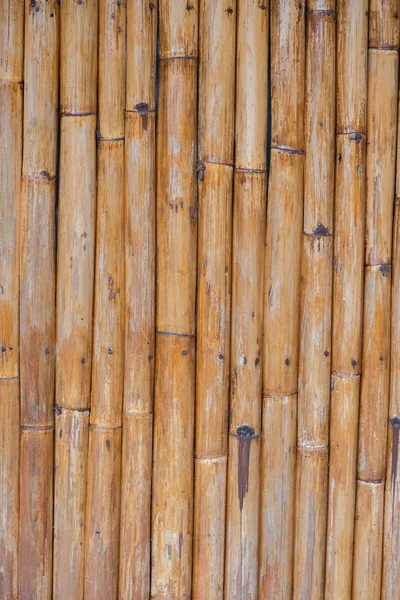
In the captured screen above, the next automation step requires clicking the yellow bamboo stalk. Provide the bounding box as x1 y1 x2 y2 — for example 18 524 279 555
193 1 235 598
382 199 400 600
119 2 157 597
293 2 335 597
325 1 368 597
151 1 198 596
84 1 126 598
0 1 23 595
19 0 58 597
224 2 268 598
54 0 97 598
260 1 305 597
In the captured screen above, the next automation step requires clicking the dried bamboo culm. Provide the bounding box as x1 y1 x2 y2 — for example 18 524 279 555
19 0 59 597
224 1 268 599
0 1 23 597
193 1 236 598
260 1 305 597
54 0 97 598
353 5 399 597
119 1 157 599
151 1 198 598
325 0 368 597
294 2 336 598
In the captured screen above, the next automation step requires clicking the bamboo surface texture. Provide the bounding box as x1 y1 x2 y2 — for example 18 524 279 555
1 0 400 598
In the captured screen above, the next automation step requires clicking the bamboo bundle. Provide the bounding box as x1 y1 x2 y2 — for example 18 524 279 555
54 0 97 597
84 0 126 597
293 2 336 598
325 1 368 597
151 0 198 597
224 2 268 599
0 1 23 597
353 5 399 598
260 1 305 597
19 0 59 597
119 1 157 597
193 1 235 598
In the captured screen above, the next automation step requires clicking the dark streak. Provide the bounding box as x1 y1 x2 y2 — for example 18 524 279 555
135 102 149 131
237 425 255 511
197 161 206 182
391 417 400 525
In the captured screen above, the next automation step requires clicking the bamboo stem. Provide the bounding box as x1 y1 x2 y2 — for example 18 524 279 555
0 1 23 595
151 1 198 595
224 1 268 598
260 1 305 597
19 0 59 596
119 2 157 597
54 0 98 598
193 0 236 598
325 1 368 597
293 2 335 597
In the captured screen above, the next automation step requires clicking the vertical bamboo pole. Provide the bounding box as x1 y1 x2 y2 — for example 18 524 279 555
193 1 236 598
151 1 198 597
293 2 336 598
84 0 125 598
119 1 157 598
260 1 305 597
0 1 23 597
324 1 368 597
19 0 58 597
54 0 97 598
224 2 268 599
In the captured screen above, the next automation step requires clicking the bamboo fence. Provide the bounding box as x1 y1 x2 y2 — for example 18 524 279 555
1 0 400 598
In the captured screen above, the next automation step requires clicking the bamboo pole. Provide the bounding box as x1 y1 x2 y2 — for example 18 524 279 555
293 2 335 598
193 1 236 598
19 0 58 597
0 2 23 595
151 1 198 596
325 1 368 597
382 198 400 600
119 1 157 597
224 3 268 598
260 1 305 597
84 0 126 598
54 0 97 598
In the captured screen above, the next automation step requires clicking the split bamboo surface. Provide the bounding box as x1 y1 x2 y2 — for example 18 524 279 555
1 0 400 597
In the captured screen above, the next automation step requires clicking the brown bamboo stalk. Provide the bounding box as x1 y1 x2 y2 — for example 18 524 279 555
224 2 268 598
382 198 400 599
54 0 97 597
19 0 58 597
0 2 23 595
192 1 235 598
325 1 368 597
260 1 305 597
119 2 157 597
293 2 335 597
84 1 126 598
151 1 198 596
352 4 399 598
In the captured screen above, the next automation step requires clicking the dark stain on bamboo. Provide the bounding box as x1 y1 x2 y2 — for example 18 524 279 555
379 264 391 277
391 417 400 523
135 102 149 131
237 425 255 512
312 223 330 237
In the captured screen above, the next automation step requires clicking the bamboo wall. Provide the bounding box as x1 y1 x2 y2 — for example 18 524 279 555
0 0 400 598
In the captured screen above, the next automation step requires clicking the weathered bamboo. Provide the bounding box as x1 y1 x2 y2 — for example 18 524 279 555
353 4 399 598
293 2 335 598
19 0 58 597
325 1 368 597
54 0 97 597
0 1 23 596
84 1 126 597
224 2 268 598
151 1 198 596
260 1 305 597
119 1 157 597
193 1 235 598
382 199 400 600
